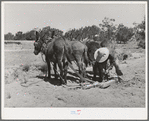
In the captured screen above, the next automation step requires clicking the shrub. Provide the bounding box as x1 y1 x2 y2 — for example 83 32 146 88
35 63 47 73
138 39 145 49
116 25 134 44
116 49 132 61
22 64 30 72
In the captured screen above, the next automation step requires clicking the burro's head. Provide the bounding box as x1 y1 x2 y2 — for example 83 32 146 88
33 30 43 55
33 41 42 55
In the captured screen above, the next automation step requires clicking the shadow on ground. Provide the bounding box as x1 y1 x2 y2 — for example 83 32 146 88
36 75 61 86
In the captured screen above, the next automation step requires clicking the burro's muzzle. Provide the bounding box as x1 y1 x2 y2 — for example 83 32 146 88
33 42 40 55
34 50 39 55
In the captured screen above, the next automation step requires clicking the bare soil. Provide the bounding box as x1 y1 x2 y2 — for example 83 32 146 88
4 41 146 107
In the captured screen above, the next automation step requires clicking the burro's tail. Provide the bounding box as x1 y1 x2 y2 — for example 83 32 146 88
64 44 72 64
83 46 89 67
60 36 72 64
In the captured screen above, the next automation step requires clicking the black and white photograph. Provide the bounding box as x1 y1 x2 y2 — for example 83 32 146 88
2 1 147 120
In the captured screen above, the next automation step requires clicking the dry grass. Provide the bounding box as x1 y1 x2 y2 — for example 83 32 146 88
21 63 47 73
13 69 19 79
35 63 48 73
115 48 132 62
5 63 47 84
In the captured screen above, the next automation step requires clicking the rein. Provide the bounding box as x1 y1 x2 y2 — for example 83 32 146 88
40 42 47 63
41 53 46 63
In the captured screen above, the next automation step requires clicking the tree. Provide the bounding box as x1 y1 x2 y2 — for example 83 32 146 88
99 17 116 40
116 24 134 44
133 17 145 40
4 32 14 40
136 17 145 48
25 30 36 40
137 18 145 39
14 31 23 40
36 26 63 41
64 25 100 41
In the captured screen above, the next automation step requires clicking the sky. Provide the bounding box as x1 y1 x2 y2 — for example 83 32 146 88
3 2 146 35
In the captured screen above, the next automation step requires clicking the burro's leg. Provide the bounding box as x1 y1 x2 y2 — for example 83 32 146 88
57 59 65 84
75 56 83 75
55 46 65 84
63 60 68 84
82 63 87 78
53 62 58 79
77 60 84 83
46 58 51 79
109 54 123 76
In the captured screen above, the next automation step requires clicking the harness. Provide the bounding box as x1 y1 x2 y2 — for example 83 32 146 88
40 42 47 62
34 36 120 89
41 53 46 62
38 38 65 82
35 39 46 62
40 38 54 62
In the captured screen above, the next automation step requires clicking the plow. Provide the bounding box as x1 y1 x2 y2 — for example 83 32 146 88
64 62 121 90
51 61 122 90
63 80 117 90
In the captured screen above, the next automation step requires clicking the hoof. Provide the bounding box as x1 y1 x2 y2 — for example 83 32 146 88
61 82 66 85
93 77 96 81
98 78 103 83
61 80 67 85
98 80 102 83
55 76 58 80
47 76 51 79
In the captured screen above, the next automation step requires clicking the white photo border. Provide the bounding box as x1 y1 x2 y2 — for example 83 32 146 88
1 1 148 120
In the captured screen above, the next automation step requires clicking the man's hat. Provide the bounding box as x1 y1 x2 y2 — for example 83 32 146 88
94 47 109 63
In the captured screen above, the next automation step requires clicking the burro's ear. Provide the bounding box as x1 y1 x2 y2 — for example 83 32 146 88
39 29 42 33
51 31 55 38
35 31 40 42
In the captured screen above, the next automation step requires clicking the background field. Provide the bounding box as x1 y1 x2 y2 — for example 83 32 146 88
4 40 146 107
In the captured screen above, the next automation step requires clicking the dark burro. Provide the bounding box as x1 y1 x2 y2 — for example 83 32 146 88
34 31 67 84
84 38 123 82
33 31 88 84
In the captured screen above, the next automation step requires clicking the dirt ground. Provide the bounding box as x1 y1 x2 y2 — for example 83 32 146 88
4 40 146 107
